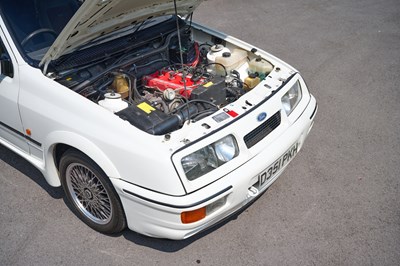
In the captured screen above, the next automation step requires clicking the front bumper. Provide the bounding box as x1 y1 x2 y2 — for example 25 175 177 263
111 94 317 240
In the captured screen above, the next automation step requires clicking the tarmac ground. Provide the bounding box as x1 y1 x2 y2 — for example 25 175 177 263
1 0 399 265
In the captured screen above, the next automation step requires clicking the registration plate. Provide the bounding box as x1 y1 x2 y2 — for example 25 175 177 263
258 142 299 188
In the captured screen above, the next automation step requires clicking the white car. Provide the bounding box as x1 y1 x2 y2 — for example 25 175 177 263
0 0 317 239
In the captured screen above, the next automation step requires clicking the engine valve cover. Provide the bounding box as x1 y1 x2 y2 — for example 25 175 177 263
143 71 205 98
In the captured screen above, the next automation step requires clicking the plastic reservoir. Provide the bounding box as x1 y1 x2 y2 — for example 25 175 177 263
215 49 248 76
207 44 231 63
244 73 261 91
248 57 274 79
98 93 128 113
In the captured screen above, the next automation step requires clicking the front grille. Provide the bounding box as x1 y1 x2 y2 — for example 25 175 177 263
244 111 281 148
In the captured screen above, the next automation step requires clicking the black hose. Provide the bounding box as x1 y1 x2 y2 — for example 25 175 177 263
71 29 182 93
174 99 219 113
192 109 218 121
149 105 198 135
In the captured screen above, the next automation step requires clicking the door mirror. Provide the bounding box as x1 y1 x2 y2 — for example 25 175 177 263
0 54 13 78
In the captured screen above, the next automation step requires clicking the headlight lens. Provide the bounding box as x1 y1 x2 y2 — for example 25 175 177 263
181 135 239 180
214 135 238 163
281 81 302 116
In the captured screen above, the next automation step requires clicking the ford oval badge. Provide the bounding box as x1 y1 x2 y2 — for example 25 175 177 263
257 112 267 122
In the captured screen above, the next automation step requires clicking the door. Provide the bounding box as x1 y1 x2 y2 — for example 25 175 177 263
0 30 29 153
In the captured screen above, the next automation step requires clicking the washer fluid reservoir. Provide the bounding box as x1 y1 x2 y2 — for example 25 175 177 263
215 49 248 76
98 93 128 113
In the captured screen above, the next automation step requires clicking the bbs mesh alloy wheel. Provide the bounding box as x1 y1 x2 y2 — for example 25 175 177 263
60 149 126 234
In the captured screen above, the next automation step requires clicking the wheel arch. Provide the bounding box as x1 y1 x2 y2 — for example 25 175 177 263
43 131 121 187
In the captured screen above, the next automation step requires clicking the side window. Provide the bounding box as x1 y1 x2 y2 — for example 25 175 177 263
0 38 14 78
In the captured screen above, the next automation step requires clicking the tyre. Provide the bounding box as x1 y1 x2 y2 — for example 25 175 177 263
59 149 126 234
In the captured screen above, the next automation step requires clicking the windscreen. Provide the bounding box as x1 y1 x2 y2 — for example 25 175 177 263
0 0 81 61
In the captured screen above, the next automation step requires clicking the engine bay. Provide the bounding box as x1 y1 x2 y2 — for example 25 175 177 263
52 17 274 135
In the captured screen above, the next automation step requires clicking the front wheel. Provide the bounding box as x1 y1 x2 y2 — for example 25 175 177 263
60 149 126 234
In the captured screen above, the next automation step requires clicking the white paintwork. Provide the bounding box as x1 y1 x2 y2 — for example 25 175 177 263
0 4 317 239
113 95 316 239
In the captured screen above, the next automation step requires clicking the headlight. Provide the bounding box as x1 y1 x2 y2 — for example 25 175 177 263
281 81 302 116
181 135 239 180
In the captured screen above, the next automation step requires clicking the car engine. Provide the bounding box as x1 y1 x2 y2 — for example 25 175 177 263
51 17 273 135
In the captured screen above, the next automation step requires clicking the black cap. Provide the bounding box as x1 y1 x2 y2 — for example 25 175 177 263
249 73 257 78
